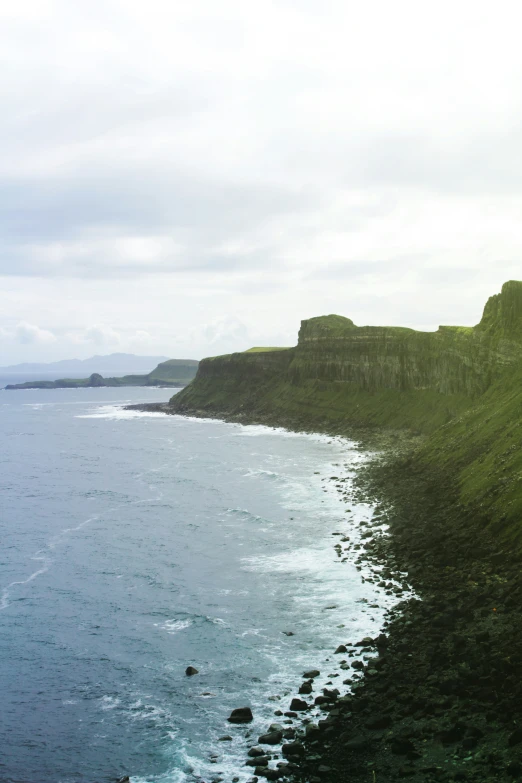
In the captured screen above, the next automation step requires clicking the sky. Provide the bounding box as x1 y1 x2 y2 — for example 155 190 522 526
1 0 522 363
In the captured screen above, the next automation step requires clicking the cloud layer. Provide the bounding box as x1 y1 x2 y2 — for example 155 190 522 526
1 1 522 362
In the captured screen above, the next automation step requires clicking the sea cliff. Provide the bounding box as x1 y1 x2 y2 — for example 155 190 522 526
171 281 522 434
169 281 522 542
137 281 522 782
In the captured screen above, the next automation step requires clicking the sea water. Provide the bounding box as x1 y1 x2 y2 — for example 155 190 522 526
0 387 397 783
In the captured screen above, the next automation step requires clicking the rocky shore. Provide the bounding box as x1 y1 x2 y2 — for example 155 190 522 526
126 402 522 783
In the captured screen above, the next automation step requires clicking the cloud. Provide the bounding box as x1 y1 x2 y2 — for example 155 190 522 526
82 325 121 345
1 1 522 363
0 322 57 344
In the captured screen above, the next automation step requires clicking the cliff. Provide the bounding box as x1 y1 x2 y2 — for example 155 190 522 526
170 281 522 544
4 359 199 390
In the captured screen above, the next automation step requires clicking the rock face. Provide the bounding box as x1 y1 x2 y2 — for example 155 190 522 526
170 280 522 543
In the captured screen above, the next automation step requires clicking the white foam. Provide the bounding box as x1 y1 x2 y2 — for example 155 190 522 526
77 405 166 420
99 695 121 711
155 619 193 634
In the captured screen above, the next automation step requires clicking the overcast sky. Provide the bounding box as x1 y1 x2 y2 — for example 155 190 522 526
1 0 522 362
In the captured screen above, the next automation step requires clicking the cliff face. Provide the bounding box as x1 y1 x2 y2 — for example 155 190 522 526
170 282 522 541
171 281 522 431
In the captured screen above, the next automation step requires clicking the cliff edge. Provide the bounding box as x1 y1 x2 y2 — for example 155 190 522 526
170 281 522 545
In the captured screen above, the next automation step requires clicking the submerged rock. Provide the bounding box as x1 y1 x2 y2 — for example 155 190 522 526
185 666 199 676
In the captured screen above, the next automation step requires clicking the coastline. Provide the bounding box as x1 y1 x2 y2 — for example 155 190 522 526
126 401 522 783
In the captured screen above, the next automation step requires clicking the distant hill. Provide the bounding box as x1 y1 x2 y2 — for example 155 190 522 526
0 353 171 378
4 359 199 390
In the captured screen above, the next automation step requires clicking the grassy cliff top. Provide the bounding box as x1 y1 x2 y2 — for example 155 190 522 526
476 279 522 338
244 346 291 353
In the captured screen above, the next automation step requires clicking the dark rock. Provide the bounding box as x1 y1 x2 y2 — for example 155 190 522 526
391 738 415 755
282 631 294 636
228 707 254 723
303 669 320 678
299 682 313 694
258 731 282 745
218 735 232 741
289 698 308 711
246 757 269 767
355 636 375 646
259 770 281 781
508 728 522 746
248 747 266 757
281 742 305 757
185 666 199 676
365 714 392 730
334 645 348 653
344 736 367 751
314 695 330 705
322 688 339 700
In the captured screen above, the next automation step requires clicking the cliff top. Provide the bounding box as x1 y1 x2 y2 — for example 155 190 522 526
476 279 522 338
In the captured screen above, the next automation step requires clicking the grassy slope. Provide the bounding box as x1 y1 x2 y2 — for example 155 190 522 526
419 364 522 544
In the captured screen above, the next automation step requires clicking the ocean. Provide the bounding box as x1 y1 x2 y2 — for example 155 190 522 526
0 387 398 783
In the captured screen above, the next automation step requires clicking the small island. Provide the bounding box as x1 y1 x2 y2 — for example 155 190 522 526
4 359 199 390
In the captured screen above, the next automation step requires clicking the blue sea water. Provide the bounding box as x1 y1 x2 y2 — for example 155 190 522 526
0 387 397 783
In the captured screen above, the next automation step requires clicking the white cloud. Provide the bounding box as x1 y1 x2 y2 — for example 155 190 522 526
82 325 121 345
1 0 522 363
0 322 58 344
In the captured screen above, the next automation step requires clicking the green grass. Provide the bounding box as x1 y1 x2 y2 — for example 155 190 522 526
244 347 291 353
419 364 522 546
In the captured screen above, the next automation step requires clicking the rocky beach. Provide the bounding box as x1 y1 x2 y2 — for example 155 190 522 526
126 400 522 783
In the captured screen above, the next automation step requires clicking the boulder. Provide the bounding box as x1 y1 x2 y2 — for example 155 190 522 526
299 682 313 694
289 698 308 711
365 714 392 730
185 666 199 676
282 742 305 757
258 731 282 745
248 746 266 757
228 707 254 723
303 669 320 678
246 756 269 766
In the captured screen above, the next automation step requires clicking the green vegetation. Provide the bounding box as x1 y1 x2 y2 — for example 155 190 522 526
171 280 522 549
244 346 291 353
5 360 199 390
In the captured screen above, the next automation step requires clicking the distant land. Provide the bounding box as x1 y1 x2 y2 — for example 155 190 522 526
0 353 171 378
3 359 199 390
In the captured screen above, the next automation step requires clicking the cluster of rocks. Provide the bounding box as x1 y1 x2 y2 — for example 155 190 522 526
178 444 522 783
277 452 522 783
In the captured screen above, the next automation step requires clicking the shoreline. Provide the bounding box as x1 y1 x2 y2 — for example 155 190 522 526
126 401 522 783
